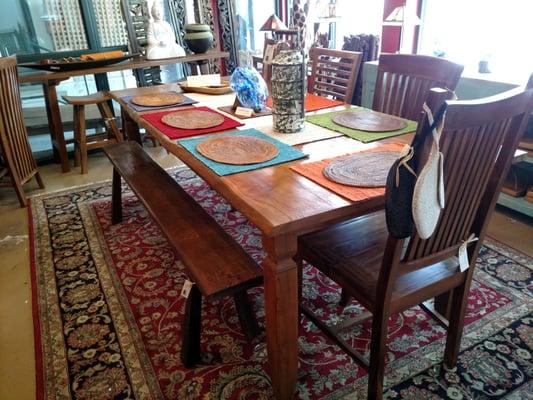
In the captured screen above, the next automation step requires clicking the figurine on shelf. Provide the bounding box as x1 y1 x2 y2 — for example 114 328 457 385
146 2 185 60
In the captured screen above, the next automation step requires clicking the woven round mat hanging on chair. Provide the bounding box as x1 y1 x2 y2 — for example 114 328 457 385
131 93 185 107
161 109 225 129
324 151 401 187
332 110 407 132
196 136 279 165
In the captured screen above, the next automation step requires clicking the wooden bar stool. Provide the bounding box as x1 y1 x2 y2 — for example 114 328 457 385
63 92 123 174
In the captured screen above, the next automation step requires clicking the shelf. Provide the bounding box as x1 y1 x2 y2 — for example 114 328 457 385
497 192 533 218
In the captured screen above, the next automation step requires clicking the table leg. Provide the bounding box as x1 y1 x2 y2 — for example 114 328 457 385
262 234 299 399
120 107 142 145
42 80 70 173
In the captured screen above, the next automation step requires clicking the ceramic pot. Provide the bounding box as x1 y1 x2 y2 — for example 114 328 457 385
184 31 214 54
271 50 305 133
184 23 211 33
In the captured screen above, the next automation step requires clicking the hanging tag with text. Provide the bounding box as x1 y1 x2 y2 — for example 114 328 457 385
181 279 194 298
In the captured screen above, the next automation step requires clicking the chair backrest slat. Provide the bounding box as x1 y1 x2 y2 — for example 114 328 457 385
0 56 38 184
404 81 533 264
373 54 464 121
308 48 363 104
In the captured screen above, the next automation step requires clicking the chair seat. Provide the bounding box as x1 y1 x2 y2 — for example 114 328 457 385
298 211 460 313
63 92 110 105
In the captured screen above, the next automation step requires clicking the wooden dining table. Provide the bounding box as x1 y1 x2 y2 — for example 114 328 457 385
108 84 415 399
18 51 229 173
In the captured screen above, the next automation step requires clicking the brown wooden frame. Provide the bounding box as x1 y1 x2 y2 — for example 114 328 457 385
372 53 464 121
308 47 363 103
0 56 43 207
298 79 533 399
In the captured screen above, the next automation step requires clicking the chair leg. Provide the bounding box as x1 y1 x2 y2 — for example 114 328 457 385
74 105 88 174
233 290 261 341
11 175 27 207
98 102 123 141
181 284 202 368
111 168 122 224
443 282 471 369
34 171 45 189
73 106 80 167
368 312 389 400
339 288 352 308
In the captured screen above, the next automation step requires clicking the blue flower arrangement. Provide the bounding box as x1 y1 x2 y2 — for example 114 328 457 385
230 67 269 111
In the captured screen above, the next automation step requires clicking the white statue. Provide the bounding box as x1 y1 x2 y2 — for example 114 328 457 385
146 2 185 60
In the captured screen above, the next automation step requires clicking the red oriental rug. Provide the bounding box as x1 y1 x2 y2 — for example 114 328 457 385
29 167 533 399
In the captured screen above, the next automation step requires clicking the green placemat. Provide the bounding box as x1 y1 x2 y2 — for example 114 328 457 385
306 107 417 143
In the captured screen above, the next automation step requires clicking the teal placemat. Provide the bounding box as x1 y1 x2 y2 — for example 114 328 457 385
178 128 307 176
306 107 417 143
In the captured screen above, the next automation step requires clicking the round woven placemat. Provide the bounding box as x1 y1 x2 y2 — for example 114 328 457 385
332 110 407 132
324 151 400 187
131 93 185 107
162 109 224 129
196 136 279 165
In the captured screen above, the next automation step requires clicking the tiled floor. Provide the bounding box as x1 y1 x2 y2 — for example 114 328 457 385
0 149 531 400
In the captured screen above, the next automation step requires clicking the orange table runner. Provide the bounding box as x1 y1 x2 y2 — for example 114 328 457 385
267 93 344 112
290 143 404 202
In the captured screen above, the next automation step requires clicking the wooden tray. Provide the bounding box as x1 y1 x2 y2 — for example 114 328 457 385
132 93 185 107
178 79 233 95
161 109 224 129
196 136 279 165
19 54 138 72
332 110 407 132
323 151 400 187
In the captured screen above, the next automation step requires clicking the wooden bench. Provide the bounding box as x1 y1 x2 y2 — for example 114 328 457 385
104 141 262 367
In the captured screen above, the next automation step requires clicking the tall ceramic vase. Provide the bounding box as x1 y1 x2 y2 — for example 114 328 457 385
271 50 305 133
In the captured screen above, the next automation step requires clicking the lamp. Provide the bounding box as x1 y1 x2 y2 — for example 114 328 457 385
383 5 421 53
259 14 288 35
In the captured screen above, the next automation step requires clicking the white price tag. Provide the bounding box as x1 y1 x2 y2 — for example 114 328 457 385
235 106 254 117
458 234 478 272
181 279 194 298
186 74 221 88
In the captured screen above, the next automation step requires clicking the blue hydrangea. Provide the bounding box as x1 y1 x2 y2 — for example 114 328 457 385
230 67 269 111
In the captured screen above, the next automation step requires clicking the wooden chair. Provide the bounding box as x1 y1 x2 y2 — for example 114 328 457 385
63 93 123 174
308 47 363 103
297 80 533 399
0 56 44 207
372 54 464 121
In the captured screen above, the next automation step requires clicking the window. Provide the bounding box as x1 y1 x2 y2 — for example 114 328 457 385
418 0 533 81
234 0 276 54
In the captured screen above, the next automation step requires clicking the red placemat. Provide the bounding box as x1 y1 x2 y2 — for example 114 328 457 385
141 106 244 140
267 93 345 112
290 143 404 202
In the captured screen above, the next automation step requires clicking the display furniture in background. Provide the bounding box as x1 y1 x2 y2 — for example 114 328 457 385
297 82 533 399
120 0 163 86
342 34 380 105
307 47 363 103
373 53 464 121
63 92 123 174
0 56 44 207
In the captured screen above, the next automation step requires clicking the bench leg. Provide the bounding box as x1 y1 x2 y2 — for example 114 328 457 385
234 291 261 341
111 168 123 224
181 285 202 368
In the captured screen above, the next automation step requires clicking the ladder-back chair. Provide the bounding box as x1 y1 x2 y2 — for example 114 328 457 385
308 47 363 103
373 53 464 121
0 56 43 207
297 79 533 399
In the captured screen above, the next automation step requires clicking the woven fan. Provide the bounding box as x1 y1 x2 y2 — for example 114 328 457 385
324 151 400 187
196 136 279 165
162 109 225 129
131 93 185 107
332 110 407 132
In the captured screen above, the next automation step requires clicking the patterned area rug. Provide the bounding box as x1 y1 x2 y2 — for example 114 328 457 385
29 167 532 399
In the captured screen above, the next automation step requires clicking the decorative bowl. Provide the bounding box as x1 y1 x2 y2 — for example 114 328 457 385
184 31 214 54
184 23 211 33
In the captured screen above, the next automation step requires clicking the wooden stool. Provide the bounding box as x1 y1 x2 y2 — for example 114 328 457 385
63 92 123 174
